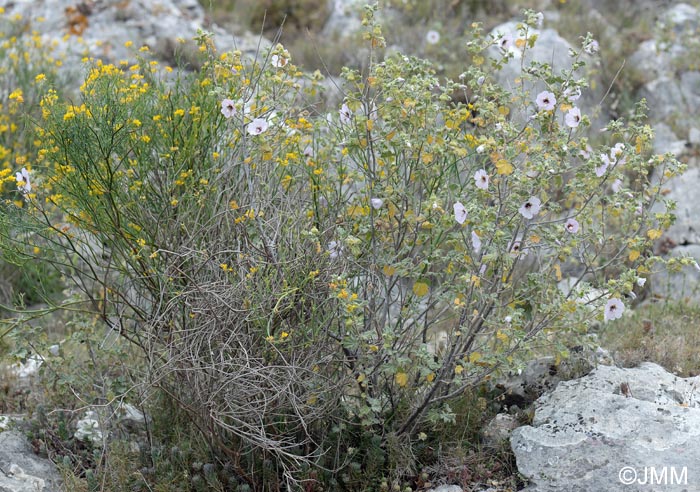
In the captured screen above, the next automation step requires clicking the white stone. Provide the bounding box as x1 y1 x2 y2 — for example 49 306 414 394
0 431 61 491
11 355 43 379
74 411 103 444
427 486 463 492
512 363 700 492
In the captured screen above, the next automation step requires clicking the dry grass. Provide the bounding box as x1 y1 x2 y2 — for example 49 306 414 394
600 299 700 377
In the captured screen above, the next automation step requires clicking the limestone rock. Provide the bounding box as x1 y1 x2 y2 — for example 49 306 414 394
656 166 700 247
74 410 103 444
631 4 700 140
0 431 61 492
427 486 463 492
651 244 700 302
482 413 519 449
487 21 605 129
494 349 611 408
512 363 700 492
322 0 363 38
652 122 688 156
494 357 561 407
1 0 270 72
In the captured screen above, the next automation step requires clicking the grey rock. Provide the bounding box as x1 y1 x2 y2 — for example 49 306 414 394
662 2 699 32
1 0 270 73
649 164 700 301
632 4 700 139
655 166 700 246
495 350 609 407
679 71 700 117
322 0 362 38
488 22 574 94
74 410 103 444
628 40 673 82
427 486 463 492
639 76 688 122
652 122 687 156
118 403 145 425
651 244 700 302
689 127 700 145
574 0 675 17
512 363 700 492
495 357 561 406
0 431 61 492
482 413 519 448
487 22 604 129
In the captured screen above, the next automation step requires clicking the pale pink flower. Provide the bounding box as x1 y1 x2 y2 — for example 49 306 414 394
612 179 623 193
221 98 236 119
534 11 544 27
565 217 579 234
497 32 514 51
328 241 342 260
247 118 269 135
471 231 481 253
339 103 352 125
604 298 624 322
596 154 611 177
271 54 288 68
509 240 528 257
426 30 440 45
370 198 383 210
535 91 556 111
610 143 626 167
519 196 541 219
579 144 592 160
611 142 625 158
584 39 600 55
565 107 582 128
15 167 31 194
453 201 468 225
474 169 489 190
563 86 581 102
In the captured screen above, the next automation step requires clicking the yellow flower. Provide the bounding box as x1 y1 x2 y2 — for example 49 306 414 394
9 89 23 103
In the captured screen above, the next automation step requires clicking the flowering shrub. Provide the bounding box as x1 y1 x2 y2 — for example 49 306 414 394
0 9 68 309
0 6 683 489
